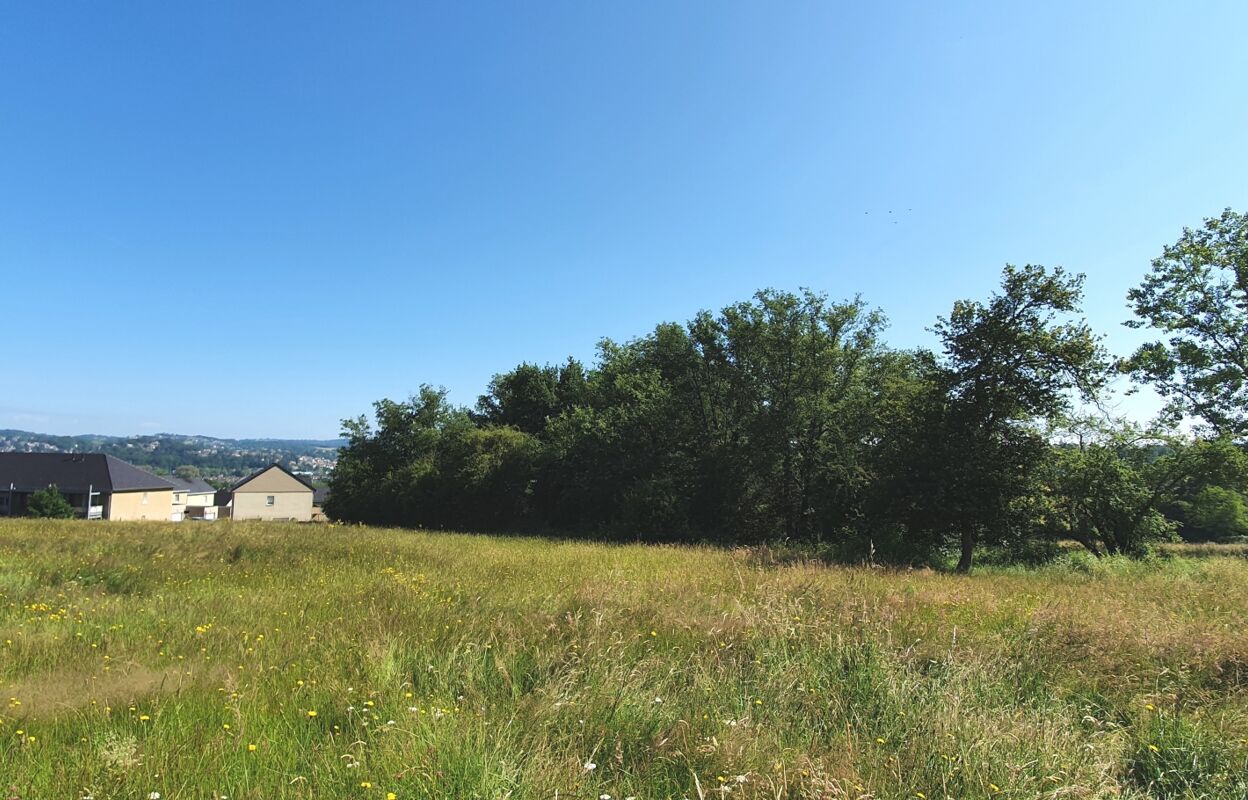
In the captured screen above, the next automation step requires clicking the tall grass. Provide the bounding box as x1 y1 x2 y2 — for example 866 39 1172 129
1 520 1245 799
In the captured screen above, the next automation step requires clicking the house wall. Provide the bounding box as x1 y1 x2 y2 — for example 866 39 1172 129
107 489 173 521
232 491 312 521
186 491 214 506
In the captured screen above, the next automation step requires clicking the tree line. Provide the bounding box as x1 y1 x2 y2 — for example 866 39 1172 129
325 210 1248 570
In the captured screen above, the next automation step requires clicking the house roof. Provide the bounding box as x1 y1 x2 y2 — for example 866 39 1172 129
166 475 216 494
230 462 316 493
0 453 174 493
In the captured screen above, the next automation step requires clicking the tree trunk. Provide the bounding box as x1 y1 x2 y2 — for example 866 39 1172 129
956 527 976 573
1069 529 1103 557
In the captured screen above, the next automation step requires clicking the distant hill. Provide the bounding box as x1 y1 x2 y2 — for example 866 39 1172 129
0 429 343 487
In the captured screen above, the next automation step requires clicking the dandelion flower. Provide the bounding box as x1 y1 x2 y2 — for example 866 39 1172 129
1149 744 1160 753
248 743 257 752
387 794 397 800
360 781 372 789
307 710 318 718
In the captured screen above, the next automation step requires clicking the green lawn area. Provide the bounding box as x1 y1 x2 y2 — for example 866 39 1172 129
1 520 1246 799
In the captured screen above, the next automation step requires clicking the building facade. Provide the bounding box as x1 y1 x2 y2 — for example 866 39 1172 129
229 463 314 522
0 453 174 521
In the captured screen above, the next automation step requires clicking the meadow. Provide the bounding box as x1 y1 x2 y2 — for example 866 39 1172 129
1 520 1245 800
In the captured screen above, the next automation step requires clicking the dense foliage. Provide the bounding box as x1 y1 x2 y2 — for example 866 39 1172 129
1124 208 1248 437
25 486 75 518
329 214 1248 570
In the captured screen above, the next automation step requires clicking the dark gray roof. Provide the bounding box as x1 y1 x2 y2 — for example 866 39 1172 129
0 453 174 493
166 475 215 494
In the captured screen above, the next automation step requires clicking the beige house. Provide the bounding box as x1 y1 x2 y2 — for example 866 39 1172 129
0 453 174 521
168 475 218 521
229 463 314 521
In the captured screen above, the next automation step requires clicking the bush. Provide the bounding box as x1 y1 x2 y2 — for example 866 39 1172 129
1185 486 1248 540
26 486 75 519
973 537 1066 567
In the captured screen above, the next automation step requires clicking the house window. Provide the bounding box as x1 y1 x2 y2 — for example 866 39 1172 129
265 495 275 507
142 492 148 504
174 493 181 503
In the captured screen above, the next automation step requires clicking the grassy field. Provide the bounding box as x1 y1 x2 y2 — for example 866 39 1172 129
1 521 1246 800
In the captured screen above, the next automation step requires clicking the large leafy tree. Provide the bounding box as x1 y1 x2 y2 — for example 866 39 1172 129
1125 209 1248 437
1042 418 1176 556
475 359 589 435
325 386 466 526
930 265 1107 571
327 385 540 530
697 290 885 541
535 289 887 543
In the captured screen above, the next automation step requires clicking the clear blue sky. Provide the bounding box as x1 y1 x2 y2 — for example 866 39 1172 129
2 2 1246 439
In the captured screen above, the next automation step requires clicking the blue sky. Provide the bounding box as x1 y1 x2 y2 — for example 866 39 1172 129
2 2 1246 439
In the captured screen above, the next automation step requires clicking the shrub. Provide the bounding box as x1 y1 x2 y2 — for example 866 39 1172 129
26 486 75 519
1185 486 1248 540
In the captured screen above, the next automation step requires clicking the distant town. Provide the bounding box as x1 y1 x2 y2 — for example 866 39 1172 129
0 429 341 488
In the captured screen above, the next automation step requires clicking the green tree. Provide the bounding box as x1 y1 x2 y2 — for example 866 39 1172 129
693 290 885 541
430 423 539 531
930 265 1108 571
475 360 588 435
1185 486 1248 539
327 386 541 531
27 486 76 519
1125 209 1248 437
325 386 465 526
1042 419 1176 556
174 465 201 481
